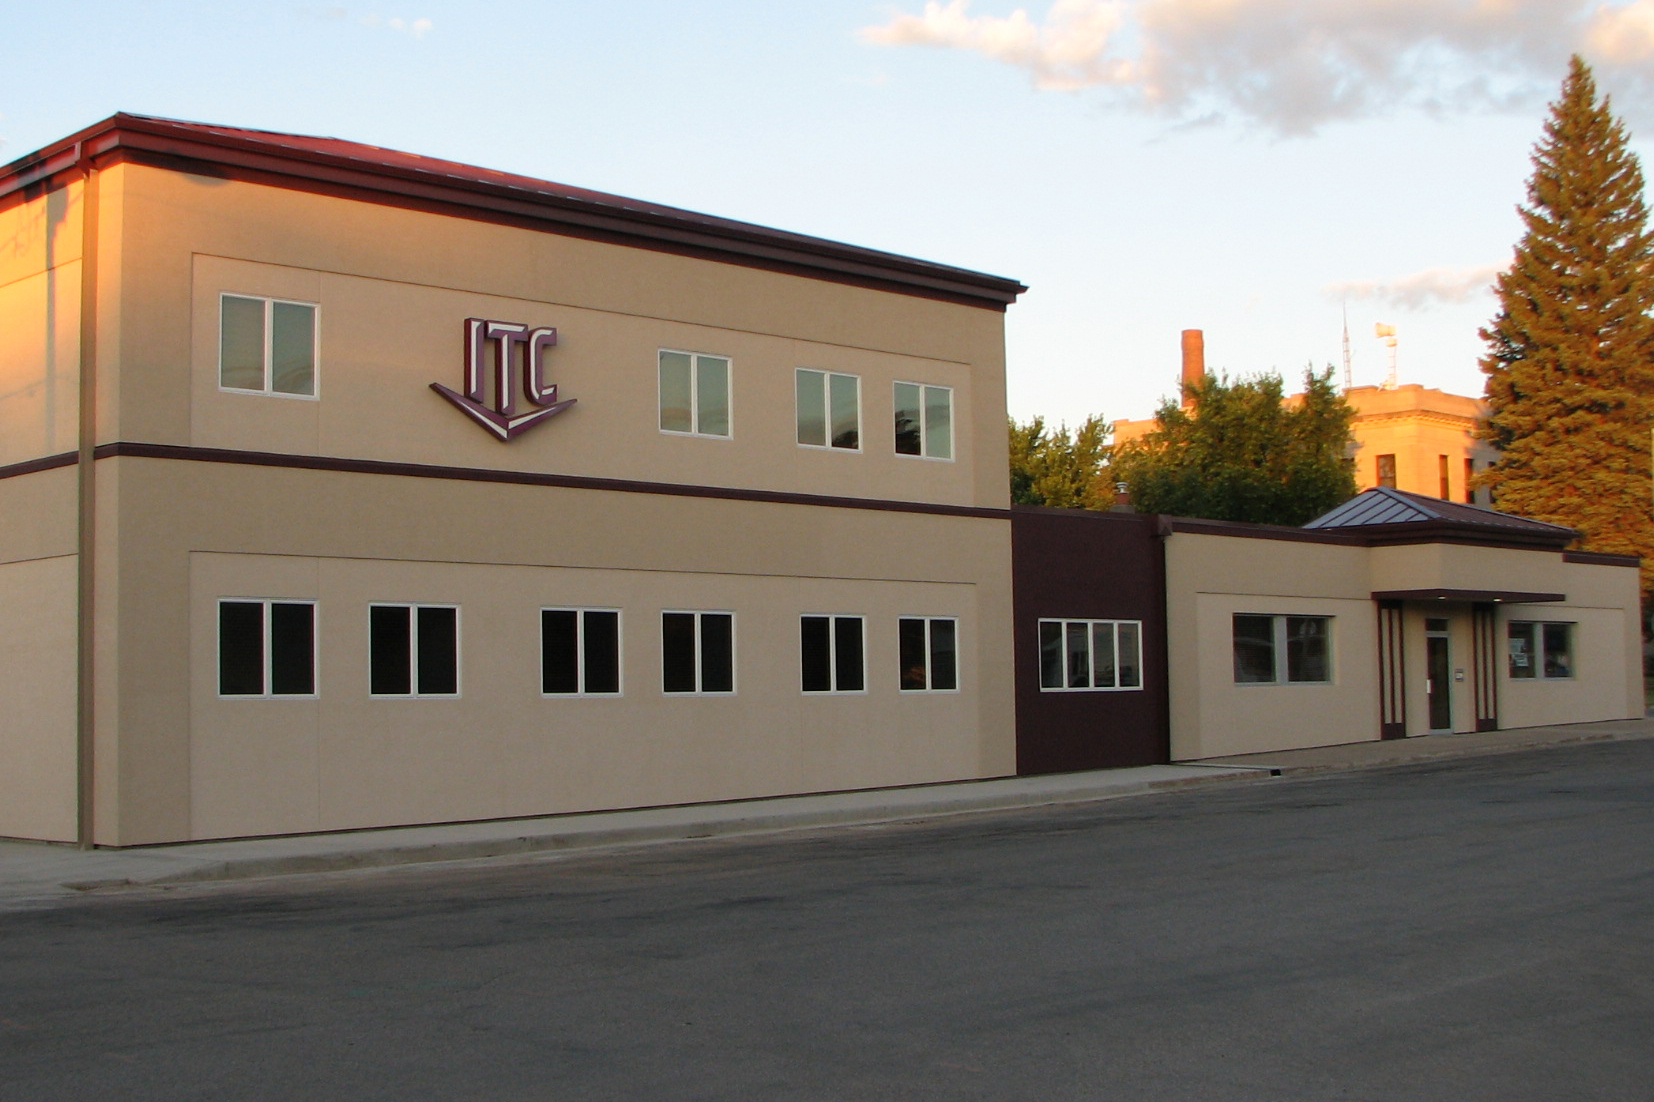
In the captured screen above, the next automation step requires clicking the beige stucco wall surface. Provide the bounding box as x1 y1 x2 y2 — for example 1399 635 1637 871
0 183 82 467
1496 558 1643 729
1164 534 1380 760
111 164 1010 510
0 554 77 841
102 455 1014 844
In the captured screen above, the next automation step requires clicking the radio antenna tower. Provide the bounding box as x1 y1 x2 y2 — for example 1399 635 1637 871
1341 304 1353 392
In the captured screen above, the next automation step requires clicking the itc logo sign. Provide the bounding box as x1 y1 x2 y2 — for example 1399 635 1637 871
431 318 577 441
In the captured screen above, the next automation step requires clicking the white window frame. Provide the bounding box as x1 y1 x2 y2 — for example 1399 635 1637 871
893 381 954 461
1507 620 1575 681
800 614 868 695
216 598 319 699
540 607 624 697
898 616 960 694
1232 614 1333 686
660 610 738 696
658 349 733 439
795 368 862 452
218 292 320 399
368 602 462 699
1038 618 1144 692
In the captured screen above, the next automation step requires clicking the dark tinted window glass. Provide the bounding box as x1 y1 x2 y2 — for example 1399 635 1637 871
1233 615 1276 683
219 601 265 695
662 613 697 693
1508 622 1537 678
1039 621 1063 689
801 616 832 692
271 302 316 396
416 607 458 695
700 614 735 693
1286 616 1328 683
269 602 314 695
834 618 864 692
1543 623 1572 678
371 606 412 695
929 619 958 691
899 618 927 691
1092 622 1116 688
1065 622 1090 688
1116 622 1140 689
584 611 621 694
829 372 859 449
894 382 922 455
542 610 579 694
220 296 265 390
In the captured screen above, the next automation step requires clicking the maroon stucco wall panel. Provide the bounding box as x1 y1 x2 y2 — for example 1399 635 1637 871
1011 507 1170 774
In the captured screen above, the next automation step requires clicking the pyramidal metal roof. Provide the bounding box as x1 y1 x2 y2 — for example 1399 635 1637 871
1305 487 1577 541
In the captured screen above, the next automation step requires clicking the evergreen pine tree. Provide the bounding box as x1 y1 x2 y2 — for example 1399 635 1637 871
1480 55 1654 600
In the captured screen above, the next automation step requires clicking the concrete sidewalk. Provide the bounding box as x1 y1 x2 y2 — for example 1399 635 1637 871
3 716 1649 909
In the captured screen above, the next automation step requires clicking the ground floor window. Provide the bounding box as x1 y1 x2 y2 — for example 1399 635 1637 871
1039 618 1143 691
218 599 316 697
542 609 621 695
1508 620 1573 679
662 611 735 694
1233 614 1330 684
370 604 460 697
899 617 958 692
801 615 865 693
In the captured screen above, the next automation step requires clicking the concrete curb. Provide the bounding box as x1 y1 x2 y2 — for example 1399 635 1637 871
59 765 1274 892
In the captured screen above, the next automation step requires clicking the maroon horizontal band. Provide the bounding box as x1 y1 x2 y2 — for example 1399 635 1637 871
85 441 1012 521
0 451 77 481
1562 549 1642 567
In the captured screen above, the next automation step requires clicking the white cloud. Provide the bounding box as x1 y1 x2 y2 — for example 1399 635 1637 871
1327 265 1501 311
860 0 1654 134
300 7 431 37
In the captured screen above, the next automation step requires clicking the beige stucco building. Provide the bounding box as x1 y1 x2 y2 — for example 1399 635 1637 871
0 114 1025 846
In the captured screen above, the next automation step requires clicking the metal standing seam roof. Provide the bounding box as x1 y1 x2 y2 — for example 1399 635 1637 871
1304 486 1578 537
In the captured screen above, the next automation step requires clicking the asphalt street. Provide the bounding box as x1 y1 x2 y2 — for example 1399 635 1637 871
3 739 1652 1101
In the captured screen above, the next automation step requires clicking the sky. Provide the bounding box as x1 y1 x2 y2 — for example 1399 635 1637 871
7 1 1654 429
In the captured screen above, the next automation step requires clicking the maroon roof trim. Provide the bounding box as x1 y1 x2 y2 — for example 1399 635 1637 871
1371 588 1566 604
1 114 1027 311
0 451 77 481
1157 513 1574 552
82 442 1012 520
1562 549 1641 567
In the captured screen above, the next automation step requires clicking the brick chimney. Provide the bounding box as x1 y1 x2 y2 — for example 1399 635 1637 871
1180 329 1205 409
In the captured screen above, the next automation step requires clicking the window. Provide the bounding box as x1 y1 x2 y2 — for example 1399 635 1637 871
1439 454 1451 499
541 608 621 695
1508 621 1574 679
218 599 316 697
370 604 459 697
1233 614 1331 684
1376 454 1397 489
662 611 735 694
1464 458 1476 504
220 293 317 397
1038 619 1143 691
899 617 958 692
800 615 865 693
659 350 730 437
796 369 860 450
893 382 952 459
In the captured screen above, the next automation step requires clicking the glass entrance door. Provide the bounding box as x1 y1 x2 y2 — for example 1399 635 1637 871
1426 630 1452 732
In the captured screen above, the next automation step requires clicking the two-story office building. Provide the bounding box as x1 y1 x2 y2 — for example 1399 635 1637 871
0 114 1026 846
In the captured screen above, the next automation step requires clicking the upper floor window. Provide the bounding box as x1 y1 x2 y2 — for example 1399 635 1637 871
659 350 730 437
1375 454 1397 489
1233 614 1330 685
1039 618 1142 691
1508 621 1573 679
218 599 316 697
220 293 318 397
894 382 952 460
370 604 460 697
796 369 860 450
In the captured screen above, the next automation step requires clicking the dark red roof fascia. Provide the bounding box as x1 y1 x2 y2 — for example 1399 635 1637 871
1157 514 1573 552
1562 549 1642 567
0 114 1027 311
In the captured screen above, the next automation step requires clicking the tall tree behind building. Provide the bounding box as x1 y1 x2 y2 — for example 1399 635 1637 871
1008 415 1110 508
1480 55 1654 600
1112 368 1355 526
